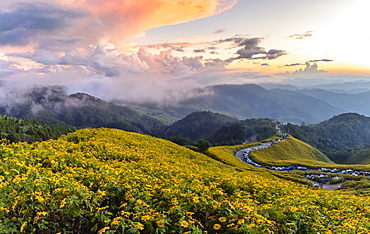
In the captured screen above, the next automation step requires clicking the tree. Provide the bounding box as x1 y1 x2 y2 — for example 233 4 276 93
197 139 211 152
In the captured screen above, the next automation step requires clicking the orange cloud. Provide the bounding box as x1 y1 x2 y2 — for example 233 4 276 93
74 0 237 43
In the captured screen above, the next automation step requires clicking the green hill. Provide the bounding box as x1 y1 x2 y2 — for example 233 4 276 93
1 128 370 233
282 113 370 163
164 111 238 141
163 111 277 146
0 114 74 143
209 118 277 145
248 135 334 167
345 148 370 164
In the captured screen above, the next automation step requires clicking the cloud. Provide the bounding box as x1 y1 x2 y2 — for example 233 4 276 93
281 63 303 67
0 2 89 46
1 43 235 103
293 62 327 74
76 0 237 43
213 29 226 34
308 59 333 63
261 63 269 66
289 31 313 40
234 38 286 60
0 0 237 48
0 60 17 77
279 60 332 69
194 49 206 53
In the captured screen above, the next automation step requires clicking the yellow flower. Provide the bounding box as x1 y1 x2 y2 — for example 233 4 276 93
237 219 245 225
59 198 67 208
192 197 200 203
35 196 44 202
135 222 144 230
36 211 47 216
171 197 178 205
97 227 110 234
180 220 189 228
141 215 151 221
20 222 27 232
213 224 221 230
111 217 122 225
219 217 227 222
157 220 165 227
96 206 109 211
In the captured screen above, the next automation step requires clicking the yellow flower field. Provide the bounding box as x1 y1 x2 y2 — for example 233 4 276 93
0 128 369 233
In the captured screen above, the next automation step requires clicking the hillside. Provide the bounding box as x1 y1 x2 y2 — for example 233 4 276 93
1 128 370 233
163 111 238 141
282 113 370 163
248 135 334 167
344 148 370 164
0 114 74 143
163 111 277 146
209 118 277 145
1 86 165 135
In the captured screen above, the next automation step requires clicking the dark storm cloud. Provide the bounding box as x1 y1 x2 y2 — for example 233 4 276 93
289 31 313 40
0 2 89 46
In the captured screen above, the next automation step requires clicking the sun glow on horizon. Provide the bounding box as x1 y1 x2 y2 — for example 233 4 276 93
304 0 370 70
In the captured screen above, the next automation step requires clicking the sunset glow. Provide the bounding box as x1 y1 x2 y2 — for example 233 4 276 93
0 0 369 102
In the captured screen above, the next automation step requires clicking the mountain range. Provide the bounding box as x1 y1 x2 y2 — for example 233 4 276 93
3 82 370 131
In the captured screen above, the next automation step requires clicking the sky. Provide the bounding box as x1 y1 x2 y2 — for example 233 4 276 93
0 0 369 103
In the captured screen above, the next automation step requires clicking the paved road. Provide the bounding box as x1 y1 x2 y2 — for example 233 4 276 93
235 140 347 190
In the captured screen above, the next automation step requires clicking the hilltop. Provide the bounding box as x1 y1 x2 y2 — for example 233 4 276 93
163 111 277 145
163 111 238 142
282 113 370 163
248 135 334 167
1 128 369 233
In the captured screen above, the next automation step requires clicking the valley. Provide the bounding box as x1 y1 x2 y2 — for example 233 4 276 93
1 84 370 233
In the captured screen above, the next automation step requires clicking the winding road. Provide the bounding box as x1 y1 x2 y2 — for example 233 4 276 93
234 139 348 190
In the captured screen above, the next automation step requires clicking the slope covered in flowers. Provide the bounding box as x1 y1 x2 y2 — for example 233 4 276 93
0 128 369 233
248 135 333 167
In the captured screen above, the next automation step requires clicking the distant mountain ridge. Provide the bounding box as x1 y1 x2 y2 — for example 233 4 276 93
0 86 165 135
296 89 370 116
131 83 344 124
